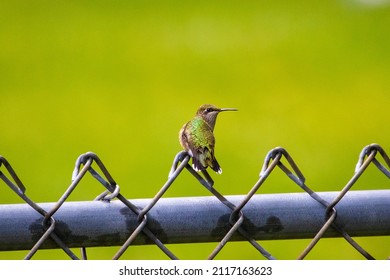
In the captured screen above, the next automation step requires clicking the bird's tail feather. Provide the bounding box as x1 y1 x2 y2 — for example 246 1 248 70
191 148 222 174
210 158 222 174
192 156 205 172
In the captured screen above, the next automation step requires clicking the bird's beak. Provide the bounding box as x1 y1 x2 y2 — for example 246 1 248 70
219 108 238 112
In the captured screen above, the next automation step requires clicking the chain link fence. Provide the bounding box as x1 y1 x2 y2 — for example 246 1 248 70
0 143 389 260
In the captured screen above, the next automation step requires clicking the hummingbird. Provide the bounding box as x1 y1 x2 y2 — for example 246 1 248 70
179 104 237 174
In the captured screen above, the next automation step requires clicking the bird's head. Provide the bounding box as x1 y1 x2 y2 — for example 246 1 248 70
196 104 237 129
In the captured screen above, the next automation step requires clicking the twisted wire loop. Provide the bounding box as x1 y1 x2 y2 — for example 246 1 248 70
298 143 390 260
224 147 332 260
164 151 276 260
67 152 177 260
0 156 79 260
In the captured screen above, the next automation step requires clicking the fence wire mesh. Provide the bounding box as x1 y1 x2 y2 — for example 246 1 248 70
0 143 389 260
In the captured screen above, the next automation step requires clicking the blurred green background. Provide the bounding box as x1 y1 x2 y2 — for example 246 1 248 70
0 0 389 259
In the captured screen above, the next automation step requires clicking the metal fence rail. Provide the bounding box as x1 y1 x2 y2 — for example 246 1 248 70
0 143 389 260
0 190 389 249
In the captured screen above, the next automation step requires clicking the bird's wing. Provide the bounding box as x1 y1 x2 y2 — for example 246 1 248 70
186 121 216 171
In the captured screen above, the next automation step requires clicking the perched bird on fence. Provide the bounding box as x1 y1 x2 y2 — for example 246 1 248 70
179 104 237 174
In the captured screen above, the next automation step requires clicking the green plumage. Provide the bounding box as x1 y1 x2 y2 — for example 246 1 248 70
179 104 237 174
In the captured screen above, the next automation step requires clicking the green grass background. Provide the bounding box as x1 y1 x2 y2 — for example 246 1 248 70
0 0 389 259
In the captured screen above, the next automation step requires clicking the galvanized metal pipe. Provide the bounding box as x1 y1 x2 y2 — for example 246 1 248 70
0 190 389 251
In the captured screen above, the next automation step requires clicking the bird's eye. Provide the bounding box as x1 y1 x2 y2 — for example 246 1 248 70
205 108 213 113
